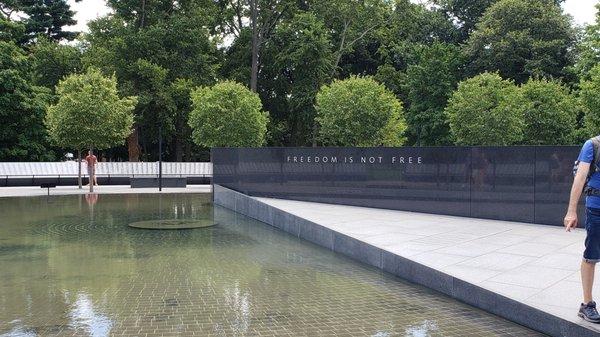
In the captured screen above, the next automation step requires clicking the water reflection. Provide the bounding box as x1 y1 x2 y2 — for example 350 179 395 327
0 194 543 336
405 320 439 337
68 293 113 336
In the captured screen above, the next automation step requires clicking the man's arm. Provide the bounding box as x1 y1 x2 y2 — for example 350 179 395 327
565 162 590 231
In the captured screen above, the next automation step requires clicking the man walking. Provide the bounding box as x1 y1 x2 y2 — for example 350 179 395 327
565 137 600 323
85 150 98 187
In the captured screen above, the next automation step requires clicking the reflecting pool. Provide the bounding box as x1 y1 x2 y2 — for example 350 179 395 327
0 194 543 336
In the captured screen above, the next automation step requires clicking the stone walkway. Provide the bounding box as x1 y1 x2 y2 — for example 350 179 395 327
255 197 600 334
0 185 211 198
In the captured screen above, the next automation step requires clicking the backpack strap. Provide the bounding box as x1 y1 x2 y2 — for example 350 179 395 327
591 136 600 177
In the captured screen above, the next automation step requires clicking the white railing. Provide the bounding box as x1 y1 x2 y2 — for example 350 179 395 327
0 162 213 177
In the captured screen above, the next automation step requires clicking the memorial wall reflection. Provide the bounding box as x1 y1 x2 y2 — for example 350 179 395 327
212 147 582 226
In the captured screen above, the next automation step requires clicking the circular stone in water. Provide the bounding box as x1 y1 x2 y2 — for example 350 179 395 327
128 219 216 230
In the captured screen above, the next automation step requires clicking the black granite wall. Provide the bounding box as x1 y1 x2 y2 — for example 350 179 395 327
211 147 582 226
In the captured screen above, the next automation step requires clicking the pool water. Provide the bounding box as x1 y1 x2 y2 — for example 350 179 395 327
0 194 543 336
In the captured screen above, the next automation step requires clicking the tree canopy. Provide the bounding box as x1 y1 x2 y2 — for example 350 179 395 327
446 72 526 146
464 0 574 84
576 3 600 80
316 76 406 146
0 0 597 160
188 81 268 147
581 65 600 137
82 2 220 161
0 40 52 160
404 42 463 146
45 68 137 151
1 0 79 43
519 79 578 145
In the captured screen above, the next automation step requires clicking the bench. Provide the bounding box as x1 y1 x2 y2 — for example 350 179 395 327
40 182 57 195
130 177 187 188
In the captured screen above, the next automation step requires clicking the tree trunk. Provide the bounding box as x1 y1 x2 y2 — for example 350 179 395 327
331 21 349 78
77 149 82 189
175 136 183 162
175 120 184 162
127 127 141 162
250 0 259 92
184 138 191 162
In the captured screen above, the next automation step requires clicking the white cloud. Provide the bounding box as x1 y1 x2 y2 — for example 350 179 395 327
65 0 111 33
562 0 598 26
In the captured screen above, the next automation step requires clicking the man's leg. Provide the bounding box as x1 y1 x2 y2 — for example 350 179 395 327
579 209 600 323
582 260 596 303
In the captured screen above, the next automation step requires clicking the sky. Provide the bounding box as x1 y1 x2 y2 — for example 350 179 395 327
66 0 599 33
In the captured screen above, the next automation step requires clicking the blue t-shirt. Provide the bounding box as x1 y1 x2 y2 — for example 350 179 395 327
578 139 600 208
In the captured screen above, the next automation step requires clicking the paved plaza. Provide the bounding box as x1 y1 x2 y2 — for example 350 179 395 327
255 197 600 334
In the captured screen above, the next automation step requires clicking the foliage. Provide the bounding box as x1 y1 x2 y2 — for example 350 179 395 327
464 0 575 84
1 0 79 43
83 2 220 160
445 72 526 145
45 68 137 151
0 16 26 42
315 76 406 146
576 4 600 80
30 36 81 90
0 40 53 160
261 12 332 146
431 0 499 41
0 0 594 157
404 42 463 146
220 28 252 86
168 78 196 161
188 81 268 147
519 78 578 145
581 65 600 137
312 0 390 78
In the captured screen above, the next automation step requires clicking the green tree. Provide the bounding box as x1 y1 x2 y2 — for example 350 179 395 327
83 2 220 161
169 79 196 161
1 0 79 43
432 0 563 41
30 36 81 90
217 0 295 91
375 0 459 91
576 4 600 79
446 72 525 145
45 68 137 188
315 76 406 146
0 40 53 161
220 28 252 86
464 0 574 84
312 0 390 78
404 42 463 146
581 65 600 137
519 78 577 145
261 12 332 146
0 16 26 42
432 0 498 41
188 81 268 147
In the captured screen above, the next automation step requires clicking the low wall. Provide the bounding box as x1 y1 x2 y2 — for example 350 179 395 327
0 162 212 176
211 146 582 226
0 162 212 187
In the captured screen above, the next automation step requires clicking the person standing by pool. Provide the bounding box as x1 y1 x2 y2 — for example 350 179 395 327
565 137 600 323
85 150 98 187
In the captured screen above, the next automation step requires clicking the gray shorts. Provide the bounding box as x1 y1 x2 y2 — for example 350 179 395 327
87 166 94 176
